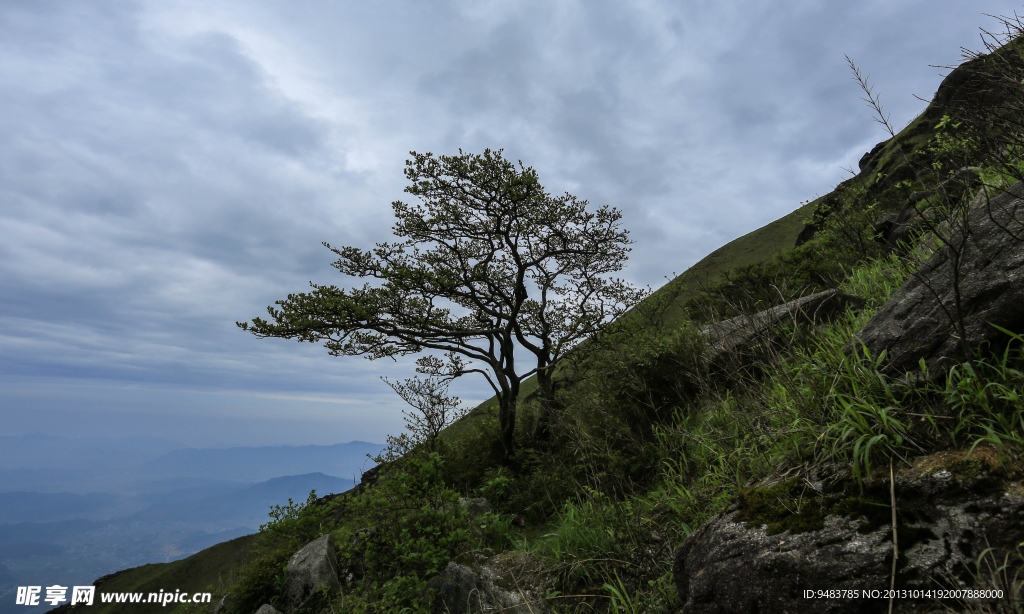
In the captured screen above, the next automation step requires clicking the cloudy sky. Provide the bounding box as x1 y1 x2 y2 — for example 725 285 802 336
1 0 1019 448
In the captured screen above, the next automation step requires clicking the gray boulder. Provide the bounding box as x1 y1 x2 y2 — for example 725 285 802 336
673 449 1024 613
700 288 864 367
284 534 341 613
254 606 283 614
427 550 546 614
852 181 1024 376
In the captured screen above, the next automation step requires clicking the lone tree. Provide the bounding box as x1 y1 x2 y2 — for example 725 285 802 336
238 149 645 462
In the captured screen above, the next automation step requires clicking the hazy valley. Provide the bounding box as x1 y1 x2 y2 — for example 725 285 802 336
0 436 381 614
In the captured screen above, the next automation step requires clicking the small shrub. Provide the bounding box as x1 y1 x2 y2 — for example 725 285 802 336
259 490 333 551
228 552 290 614
336 453 473 613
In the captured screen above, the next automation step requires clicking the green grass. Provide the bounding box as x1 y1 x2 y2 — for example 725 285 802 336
79 534 256 614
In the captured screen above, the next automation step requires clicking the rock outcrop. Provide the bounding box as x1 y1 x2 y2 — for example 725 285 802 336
876 167 981 252
426 550 547 614
852 181 1024 376
673 448 1024 614
701 288 864 368
284 534 341 613
254 605 283 614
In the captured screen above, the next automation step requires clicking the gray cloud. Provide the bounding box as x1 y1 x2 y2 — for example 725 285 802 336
1 0 1020 444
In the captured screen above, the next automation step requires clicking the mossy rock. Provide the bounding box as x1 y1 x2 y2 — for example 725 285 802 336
676 448 1024 614
735 476 892 536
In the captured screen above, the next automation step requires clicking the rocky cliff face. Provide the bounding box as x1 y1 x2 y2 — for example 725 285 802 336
852 182 1024 377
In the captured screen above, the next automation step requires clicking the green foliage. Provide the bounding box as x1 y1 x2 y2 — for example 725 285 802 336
351 454 469 577
589 323 707 423
928 115 984 174
259 490 333 549
228 491 337 614
604 573 643 614
221 452 480 614
939 327 1024 452
819 343 910 484
479 474 513 506
335 453 472 613
229 551 291 614
441 412 505 488
531 493 622 585
814 182 887 262
958 542 1024 613
839 251 913 308
526 489 674 595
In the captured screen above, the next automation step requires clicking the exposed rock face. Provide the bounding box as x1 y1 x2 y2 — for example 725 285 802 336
858 139 888 174
317 462 387 515
852 181 1024 376
800 48 1008 247
284 534 341 613
700 288 865 367
360 463 383 487
426 550 546 614
673 449 1024 614
875 167 983 253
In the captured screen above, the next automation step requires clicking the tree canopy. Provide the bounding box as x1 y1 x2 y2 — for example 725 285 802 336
238 149 645 461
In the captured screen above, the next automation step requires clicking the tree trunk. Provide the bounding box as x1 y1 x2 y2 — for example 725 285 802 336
533 367 557 441
497 384 519 464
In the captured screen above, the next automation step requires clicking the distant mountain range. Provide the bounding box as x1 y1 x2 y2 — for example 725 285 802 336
126 472 352 528
142 441 383 483
0 434 381 493
0 435 383 614
0 472 365 614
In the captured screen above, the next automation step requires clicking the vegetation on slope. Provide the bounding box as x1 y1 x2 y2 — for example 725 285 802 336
106 17 1024 614
70 534 257 614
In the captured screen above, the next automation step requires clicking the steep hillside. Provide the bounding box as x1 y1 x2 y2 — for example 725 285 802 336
58 21 1024 614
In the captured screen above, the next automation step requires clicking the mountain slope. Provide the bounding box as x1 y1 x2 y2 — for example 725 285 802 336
50 534 258 614
66 27 1024 614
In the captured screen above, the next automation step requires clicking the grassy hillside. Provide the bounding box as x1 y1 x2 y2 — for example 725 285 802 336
65 534 256 614
645 199 818 324
77 26 1024 614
